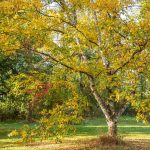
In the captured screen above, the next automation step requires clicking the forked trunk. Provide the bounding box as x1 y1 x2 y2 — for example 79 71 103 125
89 78 127 137
107 120 118 137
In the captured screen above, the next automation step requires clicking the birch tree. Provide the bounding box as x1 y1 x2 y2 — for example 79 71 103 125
0 0 149 137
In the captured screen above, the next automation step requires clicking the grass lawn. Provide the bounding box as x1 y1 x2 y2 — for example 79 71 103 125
0 116 150 149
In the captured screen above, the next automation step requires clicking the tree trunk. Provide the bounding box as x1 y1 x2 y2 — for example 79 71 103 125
26 102 33 123
89 77 128 137
107 119 117 137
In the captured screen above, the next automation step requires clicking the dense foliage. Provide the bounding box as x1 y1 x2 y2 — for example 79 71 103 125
0 0 149 138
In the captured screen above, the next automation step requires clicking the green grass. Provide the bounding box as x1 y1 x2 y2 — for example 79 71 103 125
74 116 150 139
0 120 35 139
0 116 150 149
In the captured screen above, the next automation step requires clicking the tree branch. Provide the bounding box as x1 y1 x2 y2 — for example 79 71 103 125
116 103 128 119
111 44 147 75
89 77 112 121
31 49 93 78
33 5 99 47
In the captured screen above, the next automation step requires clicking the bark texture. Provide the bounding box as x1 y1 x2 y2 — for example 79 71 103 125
107 120 117 137
89 77 127 137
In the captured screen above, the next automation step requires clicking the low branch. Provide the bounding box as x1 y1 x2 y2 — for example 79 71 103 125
31 49 93 78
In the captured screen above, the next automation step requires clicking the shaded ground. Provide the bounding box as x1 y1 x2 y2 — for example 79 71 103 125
0 138 150 150
0 116 150 149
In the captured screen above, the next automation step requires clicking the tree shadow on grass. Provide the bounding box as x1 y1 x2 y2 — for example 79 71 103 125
74 125 150 137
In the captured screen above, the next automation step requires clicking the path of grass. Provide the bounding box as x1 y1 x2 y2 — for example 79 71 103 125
0 116 150 149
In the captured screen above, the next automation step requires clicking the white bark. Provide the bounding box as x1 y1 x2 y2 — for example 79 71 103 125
89 77 128 137
89 77 111 121
107 119 117 137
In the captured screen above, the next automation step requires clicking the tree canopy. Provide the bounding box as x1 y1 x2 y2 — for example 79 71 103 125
0 0 149 137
